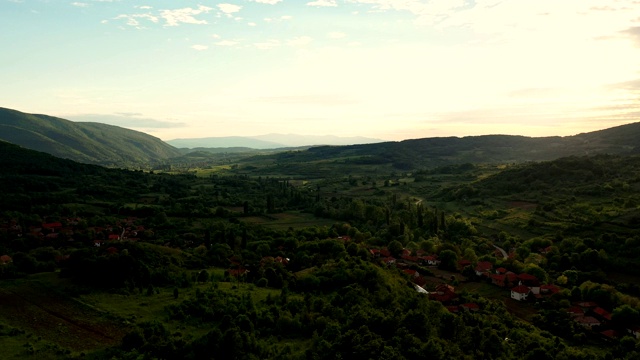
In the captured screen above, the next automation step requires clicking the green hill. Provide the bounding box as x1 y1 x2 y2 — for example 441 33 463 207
0 107 182 166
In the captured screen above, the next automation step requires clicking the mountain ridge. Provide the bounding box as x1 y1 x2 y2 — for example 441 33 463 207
238 121 640 172
167 134 386 149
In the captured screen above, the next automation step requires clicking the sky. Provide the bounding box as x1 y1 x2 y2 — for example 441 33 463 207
2 0 640 141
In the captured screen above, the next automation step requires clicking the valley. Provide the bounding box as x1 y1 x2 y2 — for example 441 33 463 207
1 114 640 359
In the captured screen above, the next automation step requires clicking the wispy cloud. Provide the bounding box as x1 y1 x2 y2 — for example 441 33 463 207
114 13 159 28
215 40 239 46
191 44 208 51
607 78 640 92
307 0 337 7
254 39 280 50
160 5 212 26
264 15 292 22
622 26 640 46
71 2 89 8
287 36 312 46
252 0 283 4
218 3 242 16
257 95 358 106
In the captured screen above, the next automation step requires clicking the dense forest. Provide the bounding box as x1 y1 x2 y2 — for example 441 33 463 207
2 139 640 359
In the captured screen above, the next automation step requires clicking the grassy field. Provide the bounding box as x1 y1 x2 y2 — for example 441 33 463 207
242 211 336 229
0 270 296 358
0 273 128 357
458 281 538 322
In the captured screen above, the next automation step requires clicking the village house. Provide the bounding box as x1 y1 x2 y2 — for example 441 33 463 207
540 284 561 295
591 307 612 322
517 273 540 294
474 261 493 276
491 274 507 287
420 255 440 266
401 254 419 263
413 275 427 288
574 315 601 328
429 284 458 303
457 259 472 269
403 269 420 278
510 285 531 301
461 303 480 311
382 256 396 266
566 306 585 317
627 326 640 339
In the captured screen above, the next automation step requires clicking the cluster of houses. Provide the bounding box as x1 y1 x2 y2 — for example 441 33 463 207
470 261 561 301
369 248 441 267
0 217 149 269
0 217 145 248
372 247 640 340
565 301 640 340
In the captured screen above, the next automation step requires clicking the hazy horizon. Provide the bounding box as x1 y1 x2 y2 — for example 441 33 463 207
2 1 639 141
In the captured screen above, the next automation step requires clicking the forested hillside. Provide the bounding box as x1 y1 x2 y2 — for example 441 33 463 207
0 108 181 166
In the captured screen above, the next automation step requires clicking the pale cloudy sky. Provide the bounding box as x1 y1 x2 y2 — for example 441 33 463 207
1 0 640 141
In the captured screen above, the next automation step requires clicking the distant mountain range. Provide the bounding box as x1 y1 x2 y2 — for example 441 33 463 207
0 107 181 166
1 106 639 171
167 134 385 149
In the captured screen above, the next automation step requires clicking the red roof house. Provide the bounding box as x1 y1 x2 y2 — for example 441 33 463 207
461 303 480 311
42 222 62 230
474 261 493 276
574 316 600 328
592 307 612 321
510 285 531 301
403 269 419 278
491 274 507 287
540 284 561 295
566 306 584 317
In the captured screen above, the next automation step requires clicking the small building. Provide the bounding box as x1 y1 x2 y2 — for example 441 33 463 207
575 316 600 328
540 284 561 295
510 285 531 301
566 306 584 317
461 303 480 311
592 307 612 322
627 326 640 339
491 274 507 287
474 261 493 276
403 269 419 278
421 255 440 266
